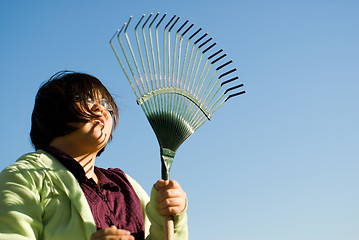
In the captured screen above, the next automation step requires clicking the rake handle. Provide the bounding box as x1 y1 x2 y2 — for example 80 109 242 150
164 216 174 240
161 148 176 240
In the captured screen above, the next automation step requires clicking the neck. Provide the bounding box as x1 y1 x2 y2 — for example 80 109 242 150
73 153 98 181
49 140 100 184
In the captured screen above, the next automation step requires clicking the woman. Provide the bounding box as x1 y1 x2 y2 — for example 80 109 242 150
0 71 187 240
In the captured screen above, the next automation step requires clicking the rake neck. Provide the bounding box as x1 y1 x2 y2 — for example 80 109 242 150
161 148 176 180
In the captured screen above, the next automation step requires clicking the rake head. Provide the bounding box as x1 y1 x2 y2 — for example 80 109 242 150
110 13 245 180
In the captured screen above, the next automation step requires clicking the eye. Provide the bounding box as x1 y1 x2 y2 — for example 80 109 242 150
100 99 114 112
86 97 95 105
74 95 81 101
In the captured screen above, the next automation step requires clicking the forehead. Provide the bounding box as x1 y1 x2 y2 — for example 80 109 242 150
85 89 106 99
74 91 107 103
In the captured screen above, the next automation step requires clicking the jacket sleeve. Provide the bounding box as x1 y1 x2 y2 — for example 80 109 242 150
0 163 43 240
126 175 188 240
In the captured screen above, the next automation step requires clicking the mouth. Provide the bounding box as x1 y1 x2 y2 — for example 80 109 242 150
93 118 105 126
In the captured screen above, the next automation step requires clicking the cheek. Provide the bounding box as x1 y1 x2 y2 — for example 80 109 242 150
68 122 87 131
106 117 114 133
77 123 98 137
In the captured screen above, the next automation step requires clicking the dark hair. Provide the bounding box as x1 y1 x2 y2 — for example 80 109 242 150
30 71 119 154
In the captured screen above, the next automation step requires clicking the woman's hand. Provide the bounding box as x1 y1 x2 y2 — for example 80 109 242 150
90 225 134 240
154 180 187 216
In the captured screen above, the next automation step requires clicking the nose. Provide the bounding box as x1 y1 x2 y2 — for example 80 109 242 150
90 101 105 112
90 101 106 113
86 98 113 117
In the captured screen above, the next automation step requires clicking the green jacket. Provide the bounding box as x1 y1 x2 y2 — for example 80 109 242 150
0 150 187 240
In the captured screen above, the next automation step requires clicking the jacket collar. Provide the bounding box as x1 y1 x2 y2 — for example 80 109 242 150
19 150 97 238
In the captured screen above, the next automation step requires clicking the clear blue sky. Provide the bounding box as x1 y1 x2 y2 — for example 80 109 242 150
1 1 358 239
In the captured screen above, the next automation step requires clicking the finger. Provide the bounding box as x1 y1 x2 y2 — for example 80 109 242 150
116 229 132 236
157 188 182 202
161 180 178 189
91 227 132 239
158 196 183 209
93 236 134 240
157 180 181 194
158 204 184 215
154 179 169 190
91 228 118 238
92 236 133 240
159 198 187 215
157 182 185 202
158 196 187 214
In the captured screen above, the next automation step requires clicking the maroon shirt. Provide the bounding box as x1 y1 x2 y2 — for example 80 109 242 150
43 146 145 239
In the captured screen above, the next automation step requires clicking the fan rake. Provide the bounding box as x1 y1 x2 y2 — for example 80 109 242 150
110 12 245 239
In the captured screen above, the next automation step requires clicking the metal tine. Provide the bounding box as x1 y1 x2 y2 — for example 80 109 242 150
168 16 181 115
155 13 167 89
163 15 177 115
170 19 188 116
135 14 156 114
192 114 211 131
193 49 223 106
192 105 208 130
175 23 196 119
221 76 239 86
141 13 154 91
110 27 139 99
193 75 244 130
198 53 226 102
183 45 214 123
181 39 216 123
183 99 198 129
194 80 244 130
135 15 150 91
163 15 176 88
192 42 217 97
179 28 204 122
173 20 190 117
113 22 152 116
172 19 188 88
192 110 210 130
190 81 241 130
188 56 231 125
155 13 166 115
186 33 208 92
225 88 246 101
207 75 242 111
148 13 159 90
191 66 236 125
189 37 213 94
209 83 244 113
185 52 226 123
168 17 180 87
182 31 207 123
126 17 155 115
205 72 237 112
206 85 245 123
167 16 180 118
142 13 161 115
116 20 144 97
203 67 237 108
124 17 148 96
175 20 190 88
183 30 205 91
146 13 161 116
179 27 200 89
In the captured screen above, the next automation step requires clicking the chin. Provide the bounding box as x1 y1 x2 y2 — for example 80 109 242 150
97 146 106 156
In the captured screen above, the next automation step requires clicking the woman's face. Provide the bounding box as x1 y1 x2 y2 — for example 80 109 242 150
67 96 114 154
